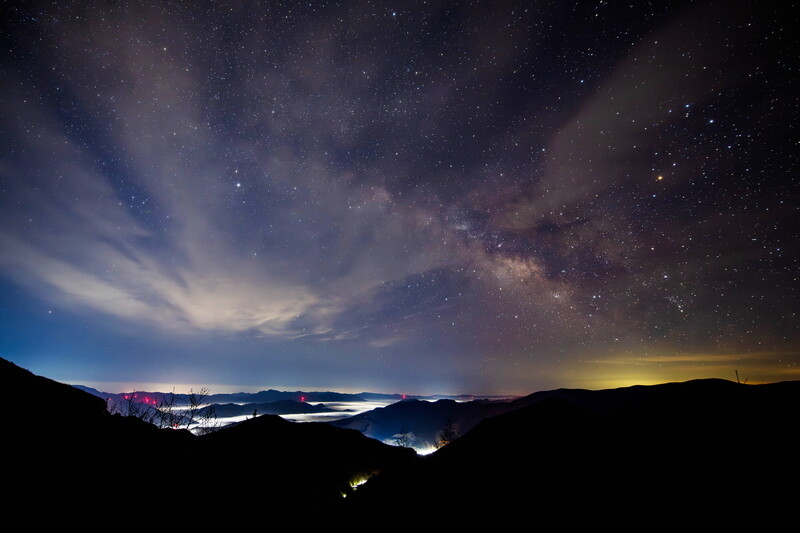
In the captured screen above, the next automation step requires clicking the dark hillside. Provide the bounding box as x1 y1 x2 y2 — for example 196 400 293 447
350 379 800 524
0 358 414 520
332 397 511 447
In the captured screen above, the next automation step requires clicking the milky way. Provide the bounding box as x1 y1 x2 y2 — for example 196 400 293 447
1 1 797 394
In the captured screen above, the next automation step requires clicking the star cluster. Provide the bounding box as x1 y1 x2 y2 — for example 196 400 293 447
0 1 797 393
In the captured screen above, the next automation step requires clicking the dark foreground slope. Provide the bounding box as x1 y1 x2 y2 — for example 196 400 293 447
0 358 414 521
348 379 800 525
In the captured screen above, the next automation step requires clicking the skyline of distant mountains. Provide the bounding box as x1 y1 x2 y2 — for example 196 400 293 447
73 384 514 404
73 383 518 438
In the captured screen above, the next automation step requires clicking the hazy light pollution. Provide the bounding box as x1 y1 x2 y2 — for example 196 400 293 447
1 1 797 395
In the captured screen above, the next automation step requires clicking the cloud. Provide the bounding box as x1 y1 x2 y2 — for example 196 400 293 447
0 8 474 340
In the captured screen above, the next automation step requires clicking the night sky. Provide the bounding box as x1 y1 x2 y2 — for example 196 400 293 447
1 1 797 395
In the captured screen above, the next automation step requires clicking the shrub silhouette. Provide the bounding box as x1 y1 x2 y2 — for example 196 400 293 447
435 418 459 448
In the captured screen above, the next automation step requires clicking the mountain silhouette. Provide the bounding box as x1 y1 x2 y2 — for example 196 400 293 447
332 397 510 447
5 357 797 525
75 385 366 412
1 357 413 521
203 399 337 418
348 378 800 525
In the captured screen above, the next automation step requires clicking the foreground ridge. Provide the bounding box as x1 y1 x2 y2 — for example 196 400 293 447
2 357 797 525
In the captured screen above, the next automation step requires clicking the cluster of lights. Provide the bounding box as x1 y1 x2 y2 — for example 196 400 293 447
122 393 157 405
